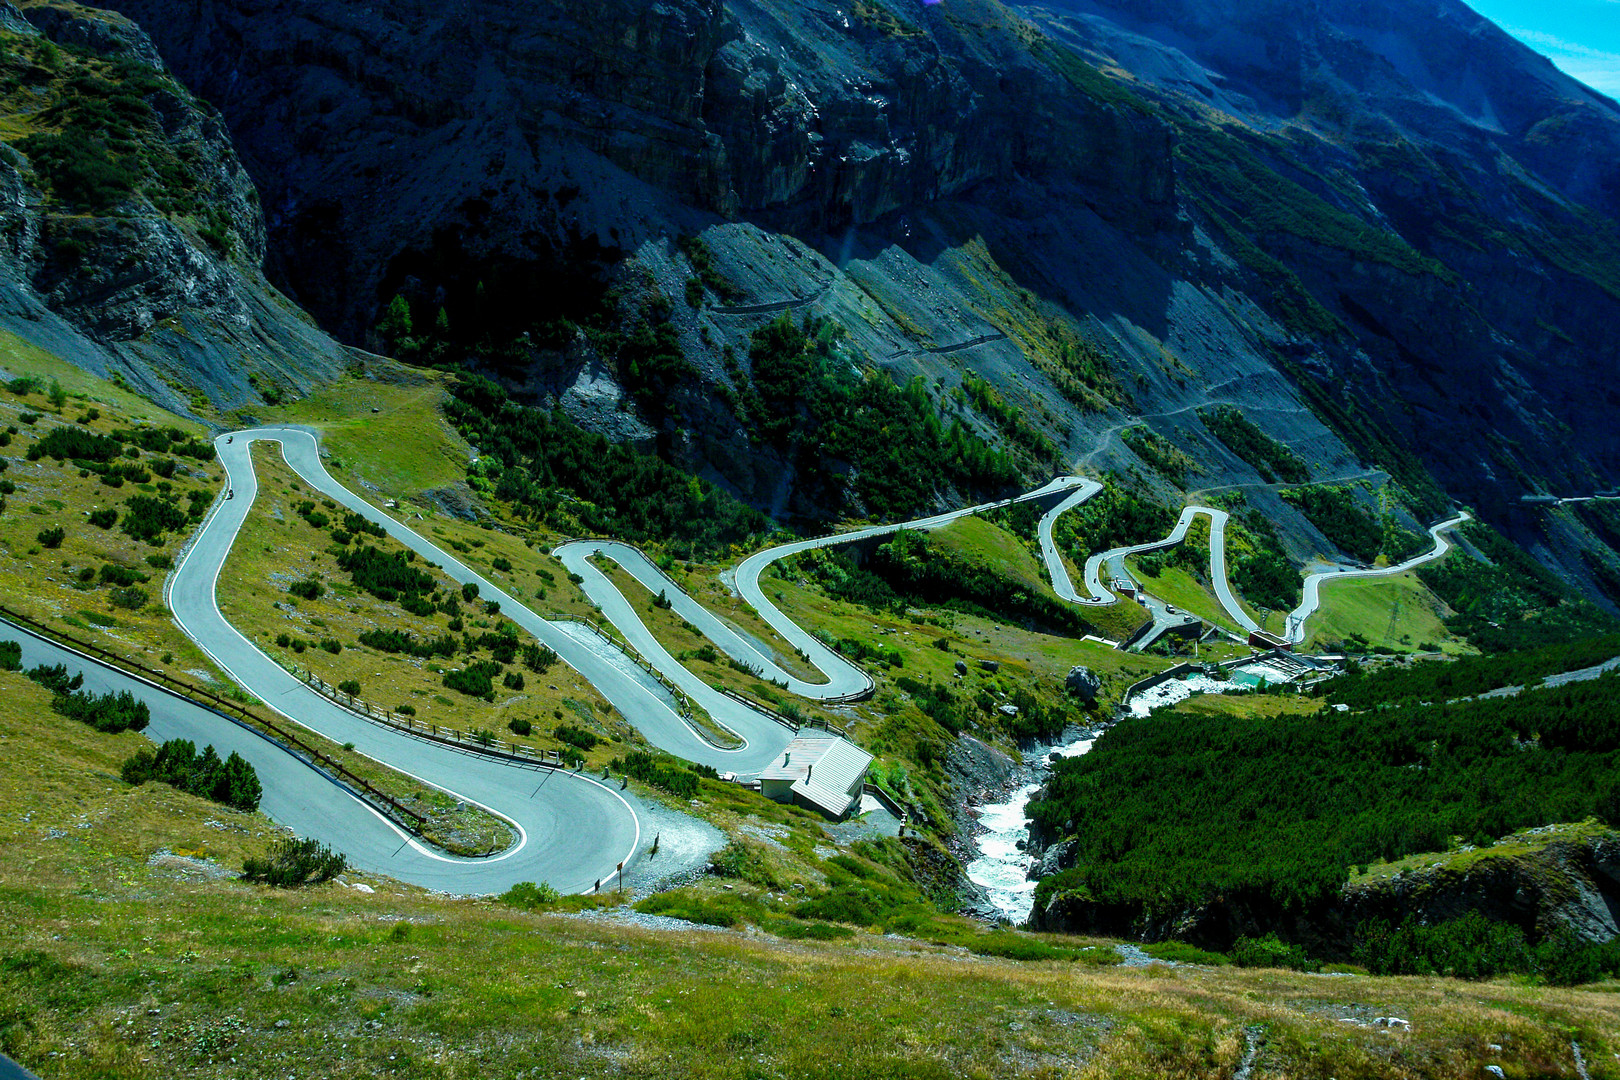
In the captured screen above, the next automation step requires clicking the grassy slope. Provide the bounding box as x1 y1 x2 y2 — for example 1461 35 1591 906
215 446 628 753
259 363 470 499
1304 571 1466 654
0 334 230 680
2 668 1617 1077
1348 819 1617 886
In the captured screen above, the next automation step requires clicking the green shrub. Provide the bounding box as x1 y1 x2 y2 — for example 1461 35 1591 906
499 880 560 910
36 425 121 462
1140 941 1231 966
120 494 187 542
242 837 347 887
25 663 83 695
36 526 64 549
1232 934 1317 972
88 508 117 528
634 889 756 928
336 679 361 697
555 723 600 751
507 717 532 736
444 661 500 700
965 933 1067 961
121 738 260 811
53 687 150 733
612 750 707 798
98 563 148 588
287 579 324 601
19 130 139 210
0 640 21 671
108 586 148 610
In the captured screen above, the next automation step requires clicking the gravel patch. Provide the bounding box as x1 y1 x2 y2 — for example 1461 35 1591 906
556 905 742 935
616 792 726 899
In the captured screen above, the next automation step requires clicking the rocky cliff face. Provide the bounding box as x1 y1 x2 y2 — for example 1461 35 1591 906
0 0 350 416
64 0 1620 584
88 0 1176 339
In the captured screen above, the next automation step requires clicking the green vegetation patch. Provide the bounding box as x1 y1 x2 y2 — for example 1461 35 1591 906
121 738 261 813
1199 405 1308 484
1121 425 1196 486
1419 521 1620 651
447 375 770 558
1319 633 1620 709
738 315 1023 520
795 527 1093 639
1030 671 1620 919
1280 484 1424 563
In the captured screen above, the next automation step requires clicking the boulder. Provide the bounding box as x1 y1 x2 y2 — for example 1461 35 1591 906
1038 838 1078 877
1066 666 1101 702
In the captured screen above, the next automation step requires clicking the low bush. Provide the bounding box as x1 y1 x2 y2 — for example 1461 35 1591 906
36 526 64 549
634 889 760 928
98 563 147 587
443 660 501 700
242 837 347 887
0 640 19 671
121 494 188 543
108 586 148 610
25 663 83 695
287 579 324 601
88 508 117 528
507 717 532 736
1140 941 1231 966
612 750 707 798
54 687 150 733
555 723 600 751
499 880 560 910
1232 933 1317 972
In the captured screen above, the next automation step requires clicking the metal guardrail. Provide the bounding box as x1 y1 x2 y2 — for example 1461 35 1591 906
546 613 695 712
296 669 577 767
712 685 849 738
0 604 427 833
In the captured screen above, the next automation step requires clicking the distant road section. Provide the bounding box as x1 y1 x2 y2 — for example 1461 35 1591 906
1283 513 1471 643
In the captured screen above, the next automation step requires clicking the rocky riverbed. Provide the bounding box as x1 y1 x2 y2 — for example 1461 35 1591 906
950 727 1105 924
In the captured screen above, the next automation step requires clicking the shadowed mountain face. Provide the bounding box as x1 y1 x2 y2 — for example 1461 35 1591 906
72 0 1620 576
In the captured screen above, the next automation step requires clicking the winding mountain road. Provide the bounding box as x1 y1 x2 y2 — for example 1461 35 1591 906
558 477 1093 706
163 429 653 893
9 606 639 894
88 421 1470 895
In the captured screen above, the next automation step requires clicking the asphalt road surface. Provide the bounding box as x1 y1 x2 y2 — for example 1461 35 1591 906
4 615 638 894
165 429 646 893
